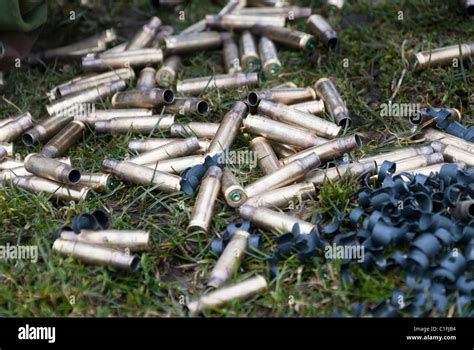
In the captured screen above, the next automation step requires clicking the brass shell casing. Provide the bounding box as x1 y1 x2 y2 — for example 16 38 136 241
207 230 250 288
243 114 328 149
221 167 247 208
314 77 351 127
257 99 341 138
252 25 315 50
176 72 259 96
170 122 220 138
244 153 320 198
41 121 86 158
244 182 315 209
187 166 223 233
187 275 267 315
129 137 201 165
249 136 281 175
24 153 81 184
53 239 140 272
58 229 150 252
239 205 315 234
111 88 174 108
0 112 33 143
102 158 181 193
207 101 247 155
95 115 175 134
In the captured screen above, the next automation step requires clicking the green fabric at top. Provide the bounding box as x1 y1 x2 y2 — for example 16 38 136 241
0 0 47 32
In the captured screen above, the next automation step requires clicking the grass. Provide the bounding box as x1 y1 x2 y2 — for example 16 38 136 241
0 0 473 317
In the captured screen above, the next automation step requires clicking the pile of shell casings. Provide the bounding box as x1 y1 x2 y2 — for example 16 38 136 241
53 209 149 272
1 0 473 313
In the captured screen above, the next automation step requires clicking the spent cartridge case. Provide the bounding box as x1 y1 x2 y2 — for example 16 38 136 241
435 137 474 154
243 114 328 149
136 67 157 90
129 138 209 154
281 134 362 165
180 19 206 35
413 43 474 70
451 200 474 220
11 176 89 201
95 115 175 134
55 68 135 99
252 25 315 51
0 142 13 158
222 33 241 74
249 136 281 175
289 100 325 115
129 137 201 165
125 16 162 50
42 29 117 58
0 159 25 170
247 87 316 108
244 153 320 198
0 166 33 181
258 36 281 78
155 55 181 88
314 78 351 127
359 146 434 165
76 108 153 125
244 182 315 208
221 167 247 208
207 101 247 155
46 80 126 116
187 275 267 315
246 0 290 6
82 49 164 71
464 0 474 15
431 141 474 167
53 239 140 272
102 158 181 193
101 42 128 56
257 99 341 138
145 155 205 173
40 121 86 158
24 153 81 184
0 112 33 142
306 161 377 186
111 88 174 108
58 229 150 252
270 142 297 158
207 230 249 288
0 159 24 170
235 6 312 19
176 72 259 96
307 15 339 49
327 0 344 11
164 32 223 54
422 127 473 145
239 31 260 71
388 152 444 175
271 82 298 89
170 122 220 138
187 166 223 232
79 172 118 192
0 115 21 128
165 97 210 116
239 205 315 234
206 14 285 31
